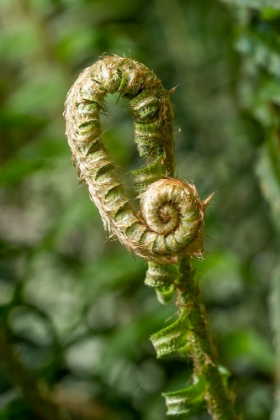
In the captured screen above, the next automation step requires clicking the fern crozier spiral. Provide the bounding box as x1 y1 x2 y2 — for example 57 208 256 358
64 55 210 263
138 178 207 262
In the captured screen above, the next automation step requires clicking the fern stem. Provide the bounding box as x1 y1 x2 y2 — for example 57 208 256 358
64 55 240 419
175 258 239 420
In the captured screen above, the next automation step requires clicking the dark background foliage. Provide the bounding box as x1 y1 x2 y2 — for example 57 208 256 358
0 0 279 419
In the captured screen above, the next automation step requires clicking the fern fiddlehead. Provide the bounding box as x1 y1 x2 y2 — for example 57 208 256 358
64 55 239 419
64 55 206 264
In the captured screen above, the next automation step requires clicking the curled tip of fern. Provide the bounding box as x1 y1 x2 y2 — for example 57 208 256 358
64 55 211 264
139 178 208 263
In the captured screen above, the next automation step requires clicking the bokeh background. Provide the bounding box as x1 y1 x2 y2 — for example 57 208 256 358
1 0 280 419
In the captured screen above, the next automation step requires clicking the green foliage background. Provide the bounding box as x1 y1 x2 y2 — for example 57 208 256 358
0 0 279 419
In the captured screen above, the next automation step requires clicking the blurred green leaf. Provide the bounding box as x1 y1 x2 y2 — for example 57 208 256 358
0 399 37 420
221 0 280 9
238 76 280 127
0 158 47 185
256 135 280 231
220 329 274 374
235 29 280 77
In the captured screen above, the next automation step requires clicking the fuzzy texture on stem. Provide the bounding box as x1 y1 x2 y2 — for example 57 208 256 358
64 55 239 419
175 259 240 420
64 55 208 264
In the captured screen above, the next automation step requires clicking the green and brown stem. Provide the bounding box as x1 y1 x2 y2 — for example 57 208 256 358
64 55 240 419
176 259 239 420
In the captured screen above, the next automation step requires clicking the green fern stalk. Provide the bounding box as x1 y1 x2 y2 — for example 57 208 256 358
64 55 239 419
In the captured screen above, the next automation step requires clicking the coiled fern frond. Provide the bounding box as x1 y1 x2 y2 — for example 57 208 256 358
64 55 239 420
